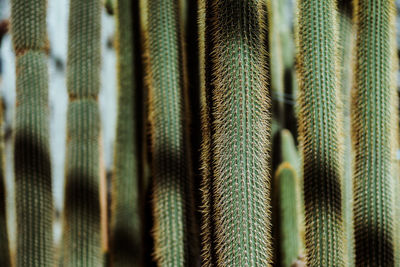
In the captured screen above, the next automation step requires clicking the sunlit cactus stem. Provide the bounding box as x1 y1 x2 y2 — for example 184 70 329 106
352 0 398 265
11 0 54 265
61 0 103 266
297 0 345 265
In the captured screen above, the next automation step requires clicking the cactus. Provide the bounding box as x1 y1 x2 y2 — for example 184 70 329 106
337 1 354 266
143 0 197 265
200 0 271 265
275 162 301 267
11 0 54 266
0 100 10 266
61 0 103 266
109 0 142 265
297 0 344 265
352 0 398 265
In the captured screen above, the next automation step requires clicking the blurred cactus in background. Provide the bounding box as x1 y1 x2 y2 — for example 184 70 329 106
0 0 398 266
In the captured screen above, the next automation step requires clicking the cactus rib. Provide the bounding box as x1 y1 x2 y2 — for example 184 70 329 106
297 0 345 265
11 0 54 265
352 0 398 265
61 0 103 265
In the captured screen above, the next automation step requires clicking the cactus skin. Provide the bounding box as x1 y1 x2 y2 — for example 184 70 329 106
109 0 142 265
62 0 103 266
352 0 398 265
337 1 354 266
11 0 54 266
0 100 10 266
144 0 197 265
297 0 345 265
200 0 271 265
275 162 301 267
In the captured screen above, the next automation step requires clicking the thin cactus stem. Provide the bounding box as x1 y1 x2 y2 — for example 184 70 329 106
352 0 398 265
0 99 10 266
297 0 345 265
143 0 197 265
11 0 54 265
200 0 272 265
275 162 301 267
109 0 142 265
61 0 103 265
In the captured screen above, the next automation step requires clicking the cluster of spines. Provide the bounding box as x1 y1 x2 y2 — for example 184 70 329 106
297 0 345 265
143 0 197 265
337 0 354 266
11 0 54 265
61 0 103 266
109 0 142 265
352 0 398 265
200 0 271 265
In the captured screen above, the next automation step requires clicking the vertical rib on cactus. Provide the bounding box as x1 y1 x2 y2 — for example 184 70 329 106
143 0 197 265
275 162 301 267
337 1 354 266
352 0 398 265
62 0 103 265
109 0 142 265
200 0 271 265
0 100 10 266
11 0 54 265
297 0 344 265
198 0 217 265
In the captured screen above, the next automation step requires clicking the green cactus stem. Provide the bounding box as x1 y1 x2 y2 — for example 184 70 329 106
11 0 54 265
61 0 103 266
352 0 398 265
200 0 272 265
297 0 345 265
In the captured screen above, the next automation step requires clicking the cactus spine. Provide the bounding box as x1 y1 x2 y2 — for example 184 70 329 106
337 1 354 266
297 0 344 265
352 0 398 265
11 0 54 265
62 0 103 265
200 0 271 265
0 100 10 266
275 162 301 267
143 0 196 265
109 0 142 265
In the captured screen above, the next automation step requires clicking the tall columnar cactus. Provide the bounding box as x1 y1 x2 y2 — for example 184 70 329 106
109 0 142 265
11 0 54 266
0 100 10 266
275 162 301 267
143 0 197 265
352 0 398 265
200 0 271 265
297 0 344 265
337 0 354 266
62 0 103 265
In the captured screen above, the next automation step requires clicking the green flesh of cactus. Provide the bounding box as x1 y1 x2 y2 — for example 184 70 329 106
11 0 54 265
200 0 272 265
337 1 354 266
109 0 142 265
352 0 398 265
275 162 300 267
297 0 344 265
62 0 103 266
144 0 197 265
